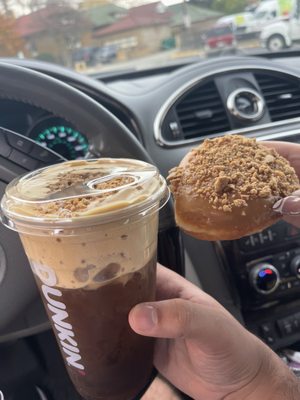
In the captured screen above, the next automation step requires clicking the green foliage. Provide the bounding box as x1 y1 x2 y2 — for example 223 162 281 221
210 0 248 14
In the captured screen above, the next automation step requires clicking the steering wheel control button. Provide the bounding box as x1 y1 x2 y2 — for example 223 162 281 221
30 145 62 164
250 263 280 294
6 134 33 153
0 132 12 158
227 88 265 121
9 149 39 170
0 243 6 286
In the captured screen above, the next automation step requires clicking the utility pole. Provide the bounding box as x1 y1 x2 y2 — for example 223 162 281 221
182 0 191 29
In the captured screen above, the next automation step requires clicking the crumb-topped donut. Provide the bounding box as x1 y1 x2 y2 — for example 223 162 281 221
168 135 300 241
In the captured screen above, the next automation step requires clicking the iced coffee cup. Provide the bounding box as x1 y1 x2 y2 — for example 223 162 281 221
0 158 168 400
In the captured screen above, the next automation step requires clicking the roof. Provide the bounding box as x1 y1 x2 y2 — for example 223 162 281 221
84 4 125 29
15 8 49 37
94 2 170 37
169 3 223 27
15 4 76 38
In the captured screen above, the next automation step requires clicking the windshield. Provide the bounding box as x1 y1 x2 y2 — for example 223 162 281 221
255 10 268 19
0 0 296 74
206 26 233 38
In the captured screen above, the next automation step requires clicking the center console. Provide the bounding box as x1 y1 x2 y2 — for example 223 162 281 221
215 132 300 350
219 221 300 350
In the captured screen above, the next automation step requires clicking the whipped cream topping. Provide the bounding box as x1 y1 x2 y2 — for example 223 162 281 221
2 158 167 223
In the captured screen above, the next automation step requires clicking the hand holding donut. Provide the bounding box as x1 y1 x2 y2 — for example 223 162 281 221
263 141 300 228
168 135 300 240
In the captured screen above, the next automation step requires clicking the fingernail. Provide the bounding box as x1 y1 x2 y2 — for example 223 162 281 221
273 198 284 212
273 196 300 215
135 305 158 331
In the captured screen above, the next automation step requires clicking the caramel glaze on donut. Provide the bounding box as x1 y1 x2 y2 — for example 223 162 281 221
168 135 300 241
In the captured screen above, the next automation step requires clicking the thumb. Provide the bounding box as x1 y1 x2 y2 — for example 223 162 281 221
273 194 300 215
129 299 233 343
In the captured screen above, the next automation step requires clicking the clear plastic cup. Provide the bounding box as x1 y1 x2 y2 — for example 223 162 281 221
0 158 169 400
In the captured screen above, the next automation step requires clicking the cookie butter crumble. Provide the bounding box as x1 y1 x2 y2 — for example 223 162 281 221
39 173 135 217
168 135 300 213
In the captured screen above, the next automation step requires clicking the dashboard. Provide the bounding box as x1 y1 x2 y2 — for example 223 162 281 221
0 100 89 160
3 54 300 351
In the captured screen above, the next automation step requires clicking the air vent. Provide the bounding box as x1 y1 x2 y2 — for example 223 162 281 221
255 73 300 122
175 80 230 140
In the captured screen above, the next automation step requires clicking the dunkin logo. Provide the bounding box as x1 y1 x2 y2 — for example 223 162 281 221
31 262 85 371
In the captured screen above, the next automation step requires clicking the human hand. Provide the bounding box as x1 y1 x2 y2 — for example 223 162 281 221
129 265 298 400
141 375 182 400
264 141 300 227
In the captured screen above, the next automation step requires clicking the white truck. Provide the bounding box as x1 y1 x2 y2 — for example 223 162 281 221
217 12 254 35
217 1 287 37
248 0 280 33
260 0 299 51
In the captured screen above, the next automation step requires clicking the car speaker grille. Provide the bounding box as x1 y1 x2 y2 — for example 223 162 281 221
175 80 230 140
255 73 300 122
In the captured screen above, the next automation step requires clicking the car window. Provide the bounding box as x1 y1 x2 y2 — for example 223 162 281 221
0 0 295 74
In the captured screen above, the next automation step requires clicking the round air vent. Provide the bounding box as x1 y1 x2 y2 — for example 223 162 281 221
227 88 265 121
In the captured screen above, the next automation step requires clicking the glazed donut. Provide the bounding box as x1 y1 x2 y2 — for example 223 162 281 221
168 135 300 241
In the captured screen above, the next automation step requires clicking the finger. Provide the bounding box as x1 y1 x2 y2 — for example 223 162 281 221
128 298 233 346
273 196 300 216
262 141 300 177
283 216 300 228
156 264 199 300
156 265 217 307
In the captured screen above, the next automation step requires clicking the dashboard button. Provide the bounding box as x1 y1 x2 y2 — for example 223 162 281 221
291 248 300 258
292 317 300 332
265 336 275 345
290 255 300 278
6 134 33 153
30 145 62 163
277 318 294 336
260 322 273 335
0 133 11 158
292 280 300 288
279 282 288 291
9 149 39 170
260 323 276 345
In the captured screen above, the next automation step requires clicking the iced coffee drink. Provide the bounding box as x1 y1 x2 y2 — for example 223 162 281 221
0 159 168 400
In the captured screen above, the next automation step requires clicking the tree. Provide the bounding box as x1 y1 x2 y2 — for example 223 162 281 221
0 13 23 55
39 1 91 66
210 0 248 14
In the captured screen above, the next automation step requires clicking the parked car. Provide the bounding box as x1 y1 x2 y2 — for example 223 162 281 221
91 45 118 64
72 45 118 67
203 24 237 55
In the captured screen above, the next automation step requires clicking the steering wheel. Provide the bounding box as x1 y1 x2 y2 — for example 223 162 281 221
0 62 175 342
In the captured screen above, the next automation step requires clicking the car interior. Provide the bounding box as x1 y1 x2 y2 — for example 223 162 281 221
2 51 300 399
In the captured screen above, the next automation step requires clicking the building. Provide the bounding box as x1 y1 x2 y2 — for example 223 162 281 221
93 2 172 59
15 4 91 66
168 3 223 50
83 3 126 30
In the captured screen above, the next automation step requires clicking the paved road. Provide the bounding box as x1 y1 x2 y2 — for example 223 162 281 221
82 39 300 76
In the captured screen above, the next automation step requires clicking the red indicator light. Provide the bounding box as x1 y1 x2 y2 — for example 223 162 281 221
265 269 273 275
